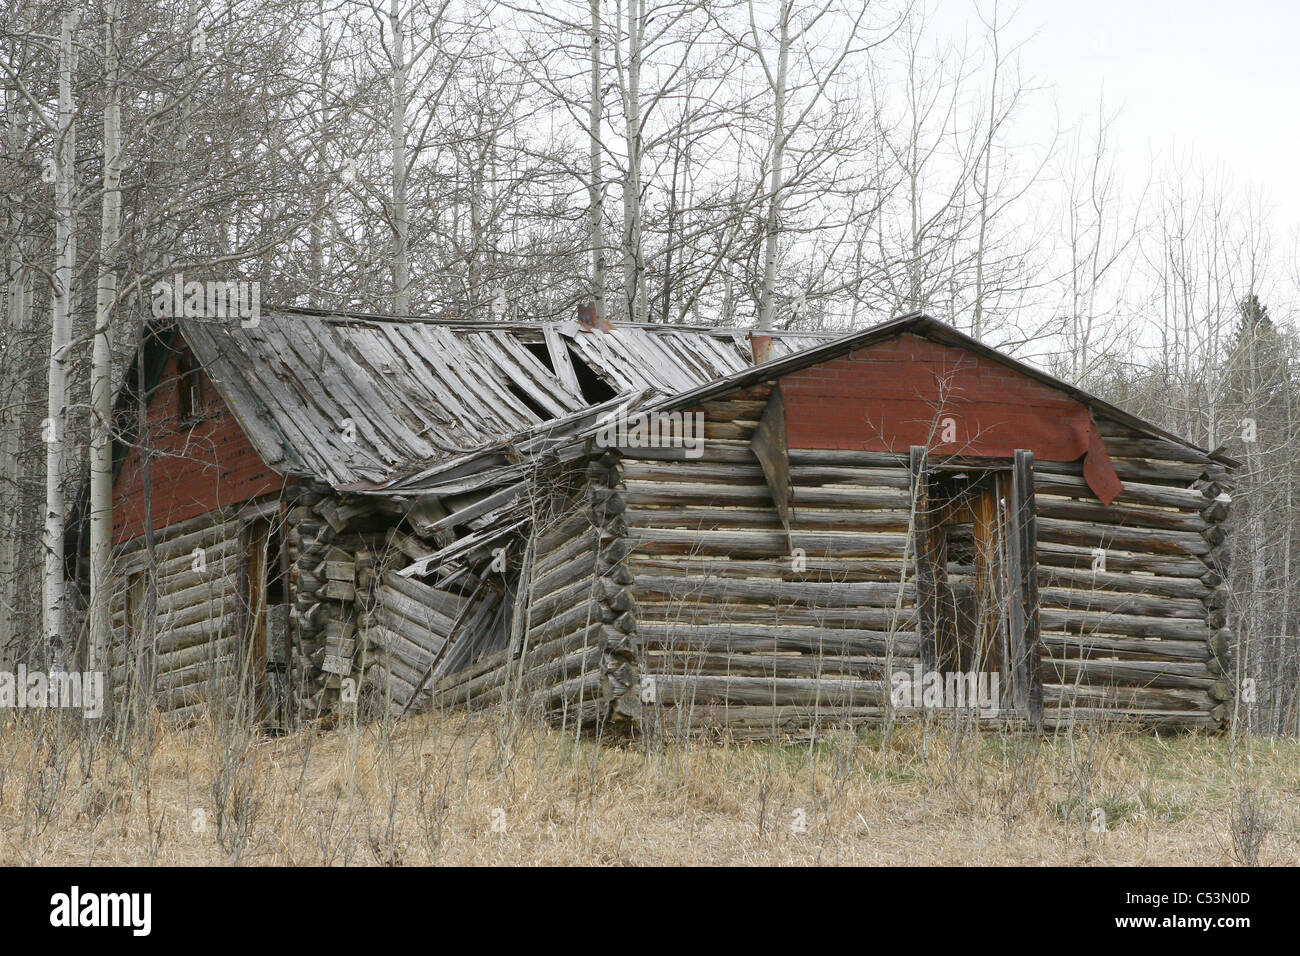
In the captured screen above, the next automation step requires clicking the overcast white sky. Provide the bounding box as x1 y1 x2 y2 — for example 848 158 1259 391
945 0 1299 231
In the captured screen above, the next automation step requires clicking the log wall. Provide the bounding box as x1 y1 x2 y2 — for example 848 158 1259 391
1034 416 1232 729
579 391 1232 737
619 387 924 739
108 494 290 725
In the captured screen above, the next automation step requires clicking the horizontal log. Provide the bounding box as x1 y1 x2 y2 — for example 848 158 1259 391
701 421 756 441
530 550 599 603
633 573 914 609
526 600 604 648
645 651 898 680
621 458 913 490
436 646 604 712
373 605 447 659
1044 683 1213 712
1100 438 1213 464
375 583 457 635
364 626 437 687
625 505 911 533
535 507 594 554
1040 607 1211 641
1038 586 1207 620
637 601 915 630
629 556 915 583
1036 542 1208 578
700 398 768 420
528 572 598 625
1037 517 1209 557
1038 565 1210 600
1036 495 1207 533
649 674 887 707
636 621 920 657
151 634 241 678
629 528 910 560
623 480 910 511
366 661 422 710
1040 633 1211 663
1044 657 1220 690
532 531 598 582
382 571 467 620
151 572 239 619
1032 472 1212 511
1033 456 1208 485
647 704 899 730
153 612 243 655
116 513 237 567
150 655 239 694
1042 707 1224 729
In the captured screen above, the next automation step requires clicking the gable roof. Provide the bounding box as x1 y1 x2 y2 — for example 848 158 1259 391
377 312 1239 581
178 306 837 488
638 312 1239 466
383 311 1237 496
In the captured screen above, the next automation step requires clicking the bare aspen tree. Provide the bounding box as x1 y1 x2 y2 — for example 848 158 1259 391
44 11 79 668
588 0 607 319
753 0 790 331
746 0 872 330
615 0 647 321
0 112 34 665
89 0 123 680
1054 101 1142 385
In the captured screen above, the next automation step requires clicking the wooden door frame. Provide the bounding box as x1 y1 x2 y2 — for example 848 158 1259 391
910 446 1043 726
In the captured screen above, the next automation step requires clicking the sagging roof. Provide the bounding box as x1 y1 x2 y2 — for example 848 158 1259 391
179 307 836 488
387 310 1238 494
380 312 1239 581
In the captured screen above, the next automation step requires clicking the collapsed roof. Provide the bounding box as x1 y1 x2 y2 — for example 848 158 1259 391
179 307 836 489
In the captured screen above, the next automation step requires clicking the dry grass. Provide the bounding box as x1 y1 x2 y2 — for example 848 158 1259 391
2 707 1298 865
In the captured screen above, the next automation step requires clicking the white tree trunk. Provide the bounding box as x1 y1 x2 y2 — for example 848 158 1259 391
0 122 32 667
756 0 790 331
588 0 606 321
44 12 79 668
90 0 122 681
620 0 645 322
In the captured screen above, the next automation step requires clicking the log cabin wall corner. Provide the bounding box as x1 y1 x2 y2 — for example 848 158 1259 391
606 327 1235 736
105 336 297 725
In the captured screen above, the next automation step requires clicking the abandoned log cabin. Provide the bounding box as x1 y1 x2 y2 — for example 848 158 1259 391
71 309 1239 735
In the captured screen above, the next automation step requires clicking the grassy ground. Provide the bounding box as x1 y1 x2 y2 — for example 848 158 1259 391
2 709 1297 865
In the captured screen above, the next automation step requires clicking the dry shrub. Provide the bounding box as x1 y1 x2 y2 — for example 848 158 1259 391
1 705 1298 865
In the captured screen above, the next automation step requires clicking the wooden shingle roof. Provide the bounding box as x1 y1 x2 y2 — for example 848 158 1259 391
179 307 835 488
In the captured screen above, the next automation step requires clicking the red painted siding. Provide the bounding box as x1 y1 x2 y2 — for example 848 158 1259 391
112 347 291 543
780 332 1122 501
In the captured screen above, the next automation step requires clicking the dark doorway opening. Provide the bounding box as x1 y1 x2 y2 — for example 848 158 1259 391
911 449 1042 722
243 516 286 725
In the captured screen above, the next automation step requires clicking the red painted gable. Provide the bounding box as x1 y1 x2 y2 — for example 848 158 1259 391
779 332 1123 503
112 346 292 543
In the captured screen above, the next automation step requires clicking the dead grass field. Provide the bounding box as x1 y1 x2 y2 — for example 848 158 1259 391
2 708 1297 865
